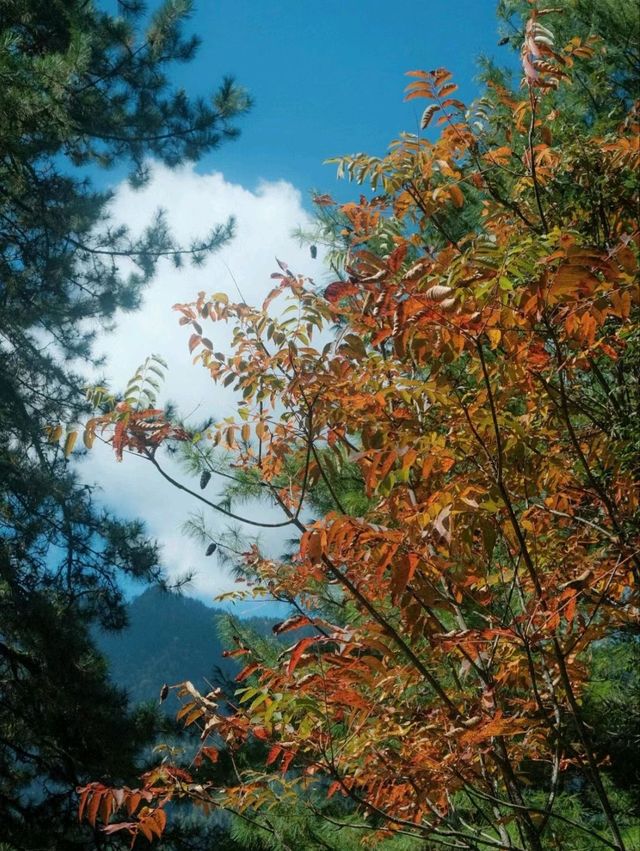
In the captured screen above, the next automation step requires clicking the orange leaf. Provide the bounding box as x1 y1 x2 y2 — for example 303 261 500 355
391 553 419 602
99 793 114 826
151 808 167 834
77 787 90 823
376 542 401 581
565 594 577 625
421 104 441 129
139 820 154 842
305 530 325 564
448 184 464 208
126 792 142 816
202 746 220 762
405 87 434 102
438 82 458 98
86 789 102 827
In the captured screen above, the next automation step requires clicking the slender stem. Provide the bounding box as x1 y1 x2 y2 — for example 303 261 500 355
145 452 296 528
527 92 548 233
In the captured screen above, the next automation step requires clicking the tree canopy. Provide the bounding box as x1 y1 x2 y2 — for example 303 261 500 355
71 1 638 848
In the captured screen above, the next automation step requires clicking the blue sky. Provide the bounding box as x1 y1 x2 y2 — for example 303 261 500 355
91 2 519 609
173 0 510 197
104 1 516 202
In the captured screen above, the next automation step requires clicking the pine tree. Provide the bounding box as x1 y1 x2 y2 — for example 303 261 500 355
0 1 250 847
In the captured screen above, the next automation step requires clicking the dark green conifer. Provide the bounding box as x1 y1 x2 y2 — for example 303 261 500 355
0 1 250 846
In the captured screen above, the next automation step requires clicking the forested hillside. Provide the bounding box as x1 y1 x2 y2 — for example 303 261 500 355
97 588 275 708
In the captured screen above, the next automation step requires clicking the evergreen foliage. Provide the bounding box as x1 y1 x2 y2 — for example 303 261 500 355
0 1 249 847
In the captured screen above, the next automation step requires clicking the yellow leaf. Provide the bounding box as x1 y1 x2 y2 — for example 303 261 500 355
83 427 95 449
487 329 501 350
64 431 78 457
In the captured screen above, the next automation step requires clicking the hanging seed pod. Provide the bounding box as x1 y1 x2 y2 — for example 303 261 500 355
200 470 212 490
205 542 217 557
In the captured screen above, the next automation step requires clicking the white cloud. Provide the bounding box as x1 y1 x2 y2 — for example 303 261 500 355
80 163 322 606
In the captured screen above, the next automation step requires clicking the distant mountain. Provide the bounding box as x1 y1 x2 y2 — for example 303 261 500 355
96 587 274 711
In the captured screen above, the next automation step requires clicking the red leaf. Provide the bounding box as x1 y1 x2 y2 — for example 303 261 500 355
236 662 259 682
272 615 312 634
266 745 282 766
188 333 201 353
280 750 295 773
312 193 335 207
324 281 359 303
287 636 316 675
387 243 408 274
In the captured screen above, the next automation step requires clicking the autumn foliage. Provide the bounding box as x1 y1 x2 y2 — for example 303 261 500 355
78 6 638 850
